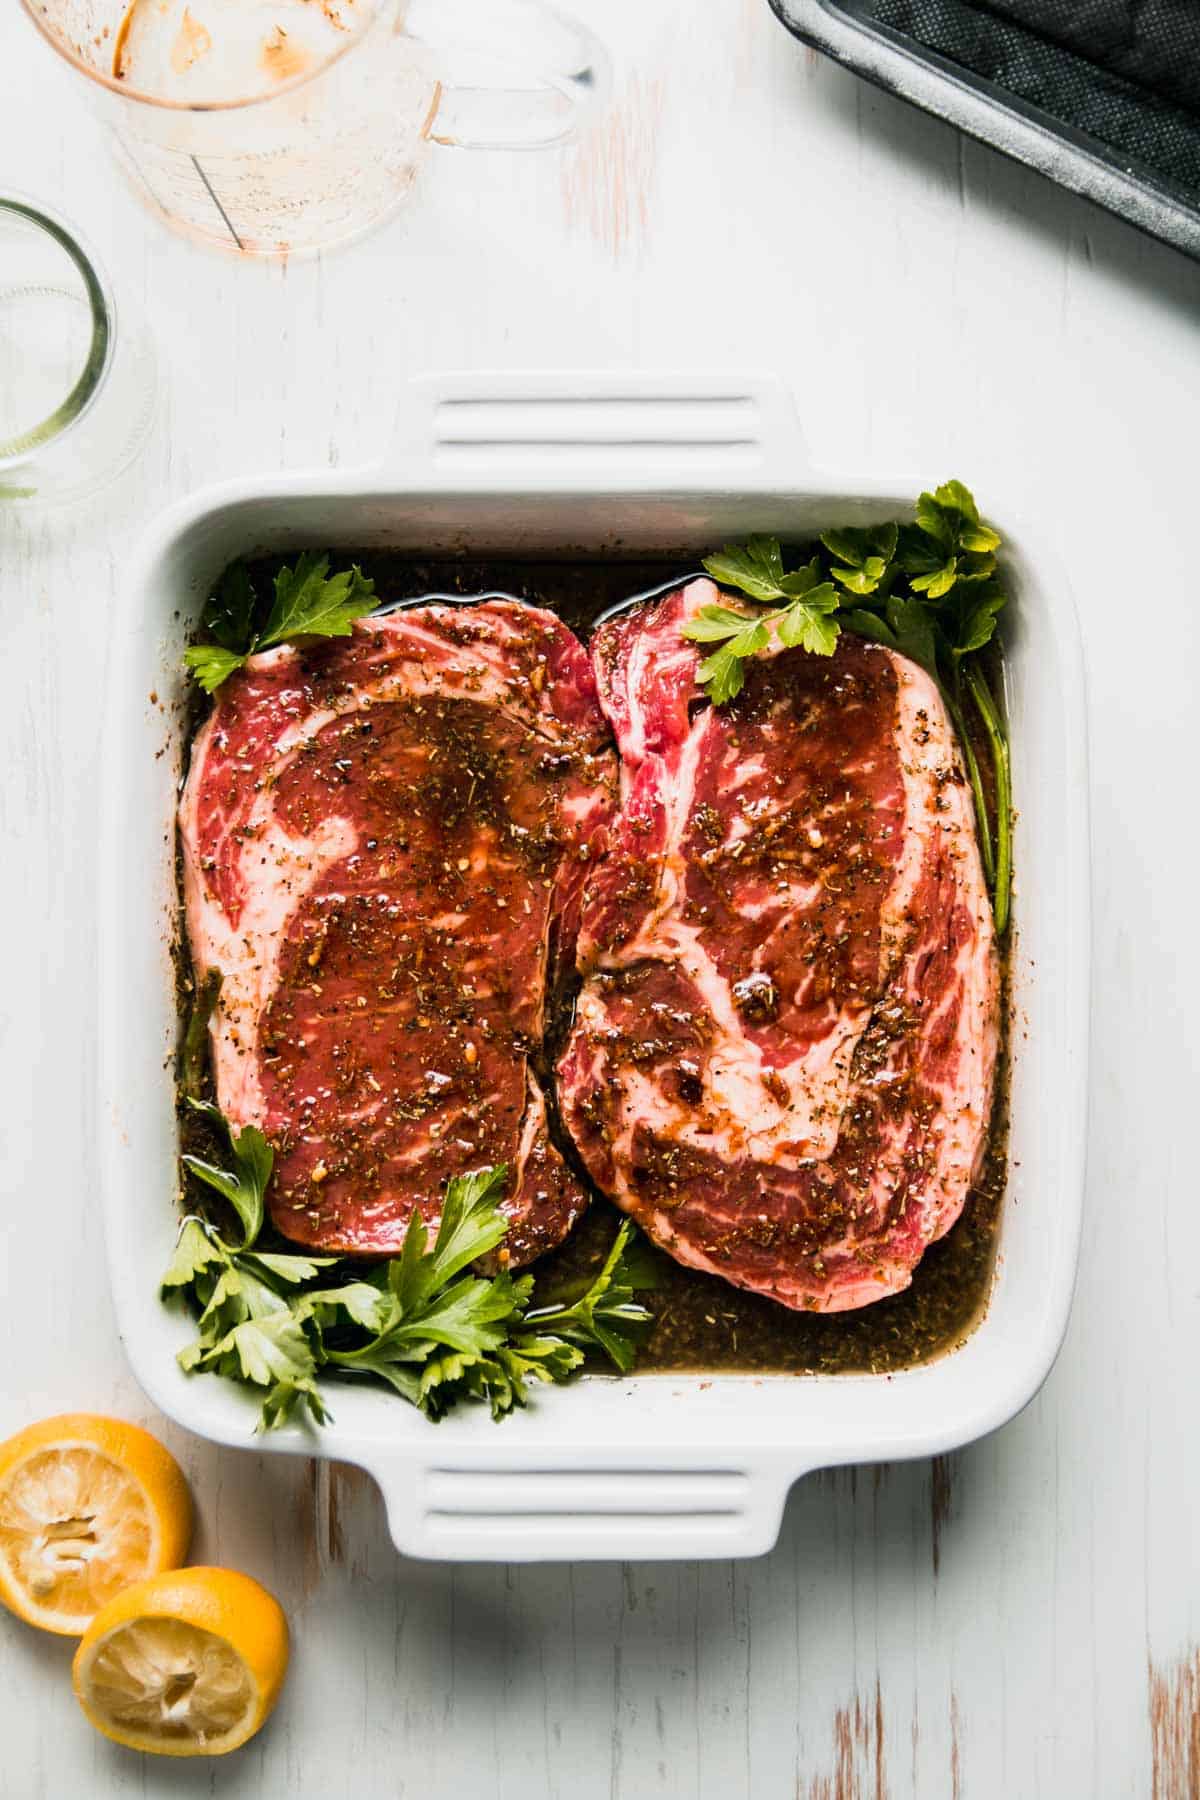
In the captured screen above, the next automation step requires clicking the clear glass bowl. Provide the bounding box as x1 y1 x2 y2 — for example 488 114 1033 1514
0 196 156 505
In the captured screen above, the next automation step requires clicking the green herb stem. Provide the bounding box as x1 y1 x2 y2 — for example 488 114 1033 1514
944 676 996 891
181 970 221 1102
962 660 1012 934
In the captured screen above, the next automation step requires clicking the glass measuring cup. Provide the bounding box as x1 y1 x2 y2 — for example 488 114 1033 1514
0 194 156 504
20 0 608 258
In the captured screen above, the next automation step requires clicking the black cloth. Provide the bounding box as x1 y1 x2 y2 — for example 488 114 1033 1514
847 0 1200 201
988 1 1200 114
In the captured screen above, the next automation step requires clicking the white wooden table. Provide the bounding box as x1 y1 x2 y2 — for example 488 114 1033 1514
3 2 1200 1794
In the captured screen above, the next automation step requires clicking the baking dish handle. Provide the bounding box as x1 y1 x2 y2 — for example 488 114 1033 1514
383 372 808 481
364 1452 799 1562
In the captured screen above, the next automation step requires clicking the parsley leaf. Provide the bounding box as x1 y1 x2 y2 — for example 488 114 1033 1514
193 1311 333 1429
162 1144 654 1431
775 584 839 655
930 479 999 552
915 490 958 550
245 1249 340 1285
884 595 939 677
837 607 897 649
181 1101 272 1250
896 523 947 580
946 582 1006 657
182 644 248 694
524 1219 654 1374
910 557 959 599
685 553 841 700
183 554 377 694
212 1314 317 1387
295 1281 388 1333
389 1165 510 1311
257 553 376 649
694 617 769 707
901 484 1001 594
683 602 764 643
932 478 978 520
820 521 898 596
203 563 258 652
198 1260 289 1332
960 523 1001 556
701 536 788 603
161 1217 226 1291
695 645 749 705
261 1377 331 1431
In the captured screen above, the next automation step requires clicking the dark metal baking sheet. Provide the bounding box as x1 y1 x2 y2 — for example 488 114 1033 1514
769 0 1200 260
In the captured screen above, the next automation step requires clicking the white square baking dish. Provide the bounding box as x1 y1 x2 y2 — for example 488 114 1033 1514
99 373 1089 1562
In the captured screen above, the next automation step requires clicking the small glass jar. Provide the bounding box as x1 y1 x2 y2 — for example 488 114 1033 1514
0 195 156 506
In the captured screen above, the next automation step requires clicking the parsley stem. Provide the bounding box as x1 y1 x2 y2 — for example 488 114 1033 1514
181 971 222 1101
963 659 1012 935
943 679 996 891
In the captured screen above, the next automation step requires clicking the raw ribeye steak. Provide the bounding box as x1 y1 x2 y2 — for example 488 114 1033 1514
180 600 616 1263
557 579 1000 1311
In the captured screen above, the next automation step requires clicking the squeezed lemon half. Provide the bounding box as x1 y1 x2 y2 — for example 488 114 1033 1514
73 1567 289 1757
0 1414 192 1636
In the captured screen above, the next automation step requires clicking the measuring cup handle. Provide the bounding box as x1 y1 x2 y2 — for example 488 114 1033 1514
403 0 609 149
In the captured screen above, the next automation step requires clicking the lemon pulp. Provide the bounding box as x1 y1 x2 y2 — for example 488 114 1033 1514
84 1617 255 1748
0 1448 153 1628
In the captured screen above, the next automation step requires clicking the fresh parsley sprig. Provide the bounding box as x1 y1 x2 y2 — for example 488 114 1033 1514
162 1135 654 1431
686 482 1012 932
522 1222 659 1374
184 552 377 694
686 542 840 703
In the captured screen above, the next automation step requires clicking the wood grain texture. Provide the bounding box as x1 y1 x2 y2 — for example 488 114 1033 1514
1 0 1200 1793
562 70 665 261
1150 1650 1200 1800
